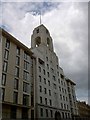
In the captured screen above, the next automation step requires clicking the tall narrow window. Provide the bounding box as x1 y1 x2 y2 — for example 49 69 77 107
4 50 9 60
23 94 29 106
23 82 29 93
1 88 5 101
3 61 8 72
13 92 18 104
5 39 10 49
50 110 53 118
45 98 47 105
39 76 41 82
16 46 20 55
46 109 48 117
16 56 20 66
24 52 29 60
39 66 41 72
49 90 51 96
40 96 42 103
49 99 52 106
47 72 50 77
40 86 42 92
15 67 19 77
48 80 50 86
44 88 47 94
24 61 29 70
43 69 45 75
23 71 29 81
2 73 6 86
44 78 46 84
14 78 18 90
40 108 43 117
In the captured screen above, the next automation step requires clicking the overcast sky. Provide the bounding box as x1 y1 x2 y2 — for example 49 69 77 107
0 1 88 103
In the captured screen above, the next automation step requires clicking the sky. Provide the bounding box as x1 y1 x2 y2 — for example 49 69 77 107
0 1 88 104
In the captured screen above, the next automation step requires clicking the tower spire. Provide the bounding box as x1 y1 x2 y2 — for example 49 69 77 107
40 11 42 25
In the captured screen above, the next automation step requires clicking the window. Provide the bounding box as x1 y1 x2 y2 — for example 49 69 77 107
40 86 42 92
43 69 45 75
23 71 29 81
24 52 29 60
39 66 41 72
23 82 29 93
63 96 65 101
64 104 66 109
5 39 10 49
61 74 64 79
39 76 41 82
53 75 56 81
40 96 42 103
62 88 64 93
14 78 18 90
61 103 63 109
4 50 9 60
57 72 59 76
24 61 29 70
50 110 53 117
44 78 46 84
47 72 49 77
67 105 69 110
45 98 47 105
48 80 50 86
62 112 64 118
66 97 68 101
49 99 52 106
2 73 6 86
46 57 48 61
49 90 51 96
16 56 20 66
59 86 61 91
13 92 18 104
47 64 49 69
60 94 62 100
46 109 48 117
40 108 43 117
61 80 63 85
44 88 47 94
16 46 20 55
15 67 19 77
58 79 60 84
23 94 29 106
1 88 5 101
36 28 39 33
3 61 8 72
53 83 56 89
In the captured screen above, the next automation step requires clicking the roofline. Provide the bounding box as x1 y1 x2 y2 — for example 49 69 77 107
65 78 76 85
0 28 33 56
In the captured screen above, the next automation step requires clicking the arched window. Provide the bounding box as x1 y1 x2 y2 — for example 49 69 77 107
35 36 41 47
47 38 50 47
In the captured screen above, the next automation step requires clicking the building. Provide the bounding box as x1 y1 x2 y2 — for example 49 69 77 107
0 28 35 119
77 101 90 118
0 24 78 119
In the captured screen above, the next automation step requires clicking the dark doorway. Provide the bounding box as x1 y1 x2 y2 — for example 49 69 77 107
10 106 16 119
22 108 28 119
55 111 61 120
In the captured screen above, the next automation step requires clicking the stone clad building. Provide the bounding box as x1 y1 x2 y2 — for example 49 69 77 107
0 24 78 119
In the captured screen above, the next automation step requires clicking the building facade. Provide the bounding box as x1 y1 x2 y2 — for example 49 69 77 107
0 24 78 119
0 29 34 119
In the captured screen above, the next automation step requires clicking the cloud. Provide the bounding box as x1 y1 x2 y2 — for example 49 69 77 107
1 2 88 103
